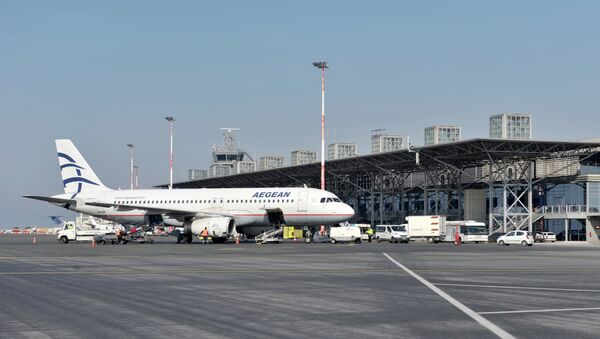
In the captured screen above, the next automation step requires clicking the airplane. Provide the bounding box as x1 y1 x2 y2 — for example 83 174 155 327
25 139 355 243
49 216 67 226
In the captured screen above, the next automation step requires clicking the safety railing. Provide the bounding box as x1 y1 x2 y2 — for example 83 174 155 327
542 205 588 215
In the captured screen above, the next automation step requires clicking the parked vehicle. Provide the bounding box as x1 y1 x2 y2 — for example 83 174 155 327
356 224 374 242
406 215 444 243
375 225 410 243
488 232 506 243
497 230 533 246
535 232 557 242
57 222 112 243
329 225 361 244
443 221 488 243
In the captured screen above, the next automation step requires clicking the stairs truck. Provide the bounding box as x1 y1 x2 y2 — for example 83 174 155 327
406 215 446 243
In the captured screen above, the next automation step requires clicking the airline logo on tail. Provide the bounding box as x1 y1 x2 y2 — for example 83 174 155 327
55 139 108 197
58 152 100 198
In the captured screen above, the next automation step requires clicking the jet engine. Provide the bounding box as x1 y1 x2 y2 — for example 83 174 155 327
190 217 236 242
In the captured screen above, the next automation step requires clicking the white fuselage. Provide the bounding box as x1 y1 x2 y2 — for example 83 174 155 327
56 187 354 235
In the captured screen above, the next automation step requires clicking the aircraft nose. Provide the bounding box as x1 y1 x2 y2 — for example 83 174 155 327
344 203 355 218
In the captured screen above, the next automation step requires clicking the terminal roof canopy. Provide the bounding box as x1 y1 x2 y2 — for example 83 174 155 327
160 139 600 189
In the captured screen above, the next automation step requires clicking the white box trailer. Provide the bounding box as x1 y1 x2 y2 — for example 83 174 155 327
406 215 445 243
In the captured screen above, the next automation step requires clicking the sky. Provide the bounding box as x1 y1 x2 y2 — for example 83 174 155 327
1 0 599 228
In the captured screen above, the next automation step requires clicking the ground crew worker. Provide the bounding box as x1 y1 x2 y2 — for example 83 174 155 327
366 227 374 242
201 227 209 244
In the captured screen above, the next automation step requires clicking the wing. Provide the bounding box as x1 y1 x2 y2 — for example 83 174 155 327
84 201 235 219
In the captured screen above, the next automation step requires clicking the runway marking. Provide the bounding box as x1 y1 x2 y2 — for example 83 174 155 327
0 268 398 276
383 253 514 339
435 283 600 293
478 307 600 315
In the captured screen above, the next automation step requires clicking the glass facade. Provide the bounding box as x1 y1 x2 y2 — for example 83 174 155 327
489 113 532 140
588 182 600 213
424 126 461 146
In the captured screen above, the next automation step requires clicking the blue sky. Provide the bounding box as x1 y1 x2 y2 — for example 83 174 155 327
1 1 599 227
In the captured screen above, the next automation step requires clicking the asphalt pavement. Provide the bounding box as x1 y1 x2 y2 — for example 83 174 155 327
1 235 599 338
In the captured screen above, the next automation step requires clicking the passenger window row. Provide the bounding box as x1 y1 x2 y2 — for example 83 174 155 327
113 199 295 205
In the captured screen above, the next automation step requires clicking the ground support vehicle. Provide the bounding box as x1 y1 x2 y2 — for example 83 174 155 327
117 225 155 244
94 233 119 245
329 225 361 244
375 225 410 243
255 228 283 244
443 221 488 244
57 222 112 244
355 224 374 242
406 215 445 243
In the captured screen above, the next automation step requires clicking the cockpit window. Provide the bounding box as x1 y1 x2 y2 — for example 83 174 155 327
320 198 326 203
332 198 341 202
326 198 333 203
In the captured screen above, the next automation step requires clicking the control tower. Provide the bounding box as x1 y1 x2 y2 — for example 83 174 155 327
209 128 256 177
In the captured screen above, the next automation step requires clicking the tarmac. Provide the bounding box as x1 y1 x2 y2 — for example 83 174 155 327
1 235 600 338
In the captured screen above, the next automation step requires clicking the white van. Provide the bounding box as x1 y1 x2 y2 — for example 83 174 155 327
330 226 362 244
375 225 410 243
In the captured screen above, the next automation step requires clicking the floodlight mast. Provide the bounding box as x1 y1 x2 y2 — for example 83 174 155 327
133 165 139 189
165 116 175 189
312 61 328 191
126 144 135 190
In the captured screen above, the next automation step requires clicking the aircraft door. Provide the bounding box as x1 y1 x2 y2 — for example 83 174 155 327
297 190 308 212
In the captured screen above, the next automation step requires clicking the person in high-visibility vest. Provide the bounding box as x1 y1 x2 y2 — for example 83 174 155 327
201 227 209 244
366 227 374 242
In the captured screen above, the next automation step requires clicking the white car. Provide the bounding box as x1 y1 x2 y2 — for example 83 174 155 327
535 232 557 242
497 230 533 246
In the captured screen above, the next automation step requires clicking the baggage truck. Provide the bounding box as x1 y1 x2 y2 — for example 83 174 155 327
405 215 445 243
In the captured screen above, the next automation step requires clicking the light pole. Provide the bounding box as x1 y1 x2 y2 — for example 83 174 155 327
312 61 328 190
133 165 139 189
165 116 175 189
126 144 135 190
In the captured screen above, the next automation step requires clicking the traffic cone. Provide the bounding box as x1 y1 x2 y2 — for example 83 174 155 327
33 237 36 245
91 238 96 247
235 236 240 245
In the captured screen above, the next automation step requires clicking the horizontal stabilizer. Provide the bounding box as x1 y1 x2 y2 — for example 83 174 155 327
23 195 76 205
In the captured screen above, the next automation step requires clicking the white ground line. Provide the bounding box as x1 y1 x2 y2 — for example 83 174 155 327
382 253 514 339
478 307 600 315
434 283 600 293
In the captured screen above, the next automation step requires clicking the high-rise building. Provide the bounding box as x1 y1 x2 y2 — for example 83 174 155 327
489 113 532 140
328 143 357 160
188 169 207 181
424 125 462 146
291 150 317 166
371 129 409 153
234 161 256 174
259 156 284 170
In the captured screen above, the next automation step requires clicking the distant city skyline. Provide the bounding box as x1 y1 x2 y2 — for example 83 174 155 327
2 1 599 227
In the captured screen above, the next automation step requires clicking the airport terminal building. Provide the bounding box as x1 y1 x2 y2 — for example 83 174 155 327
166 139 600 243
